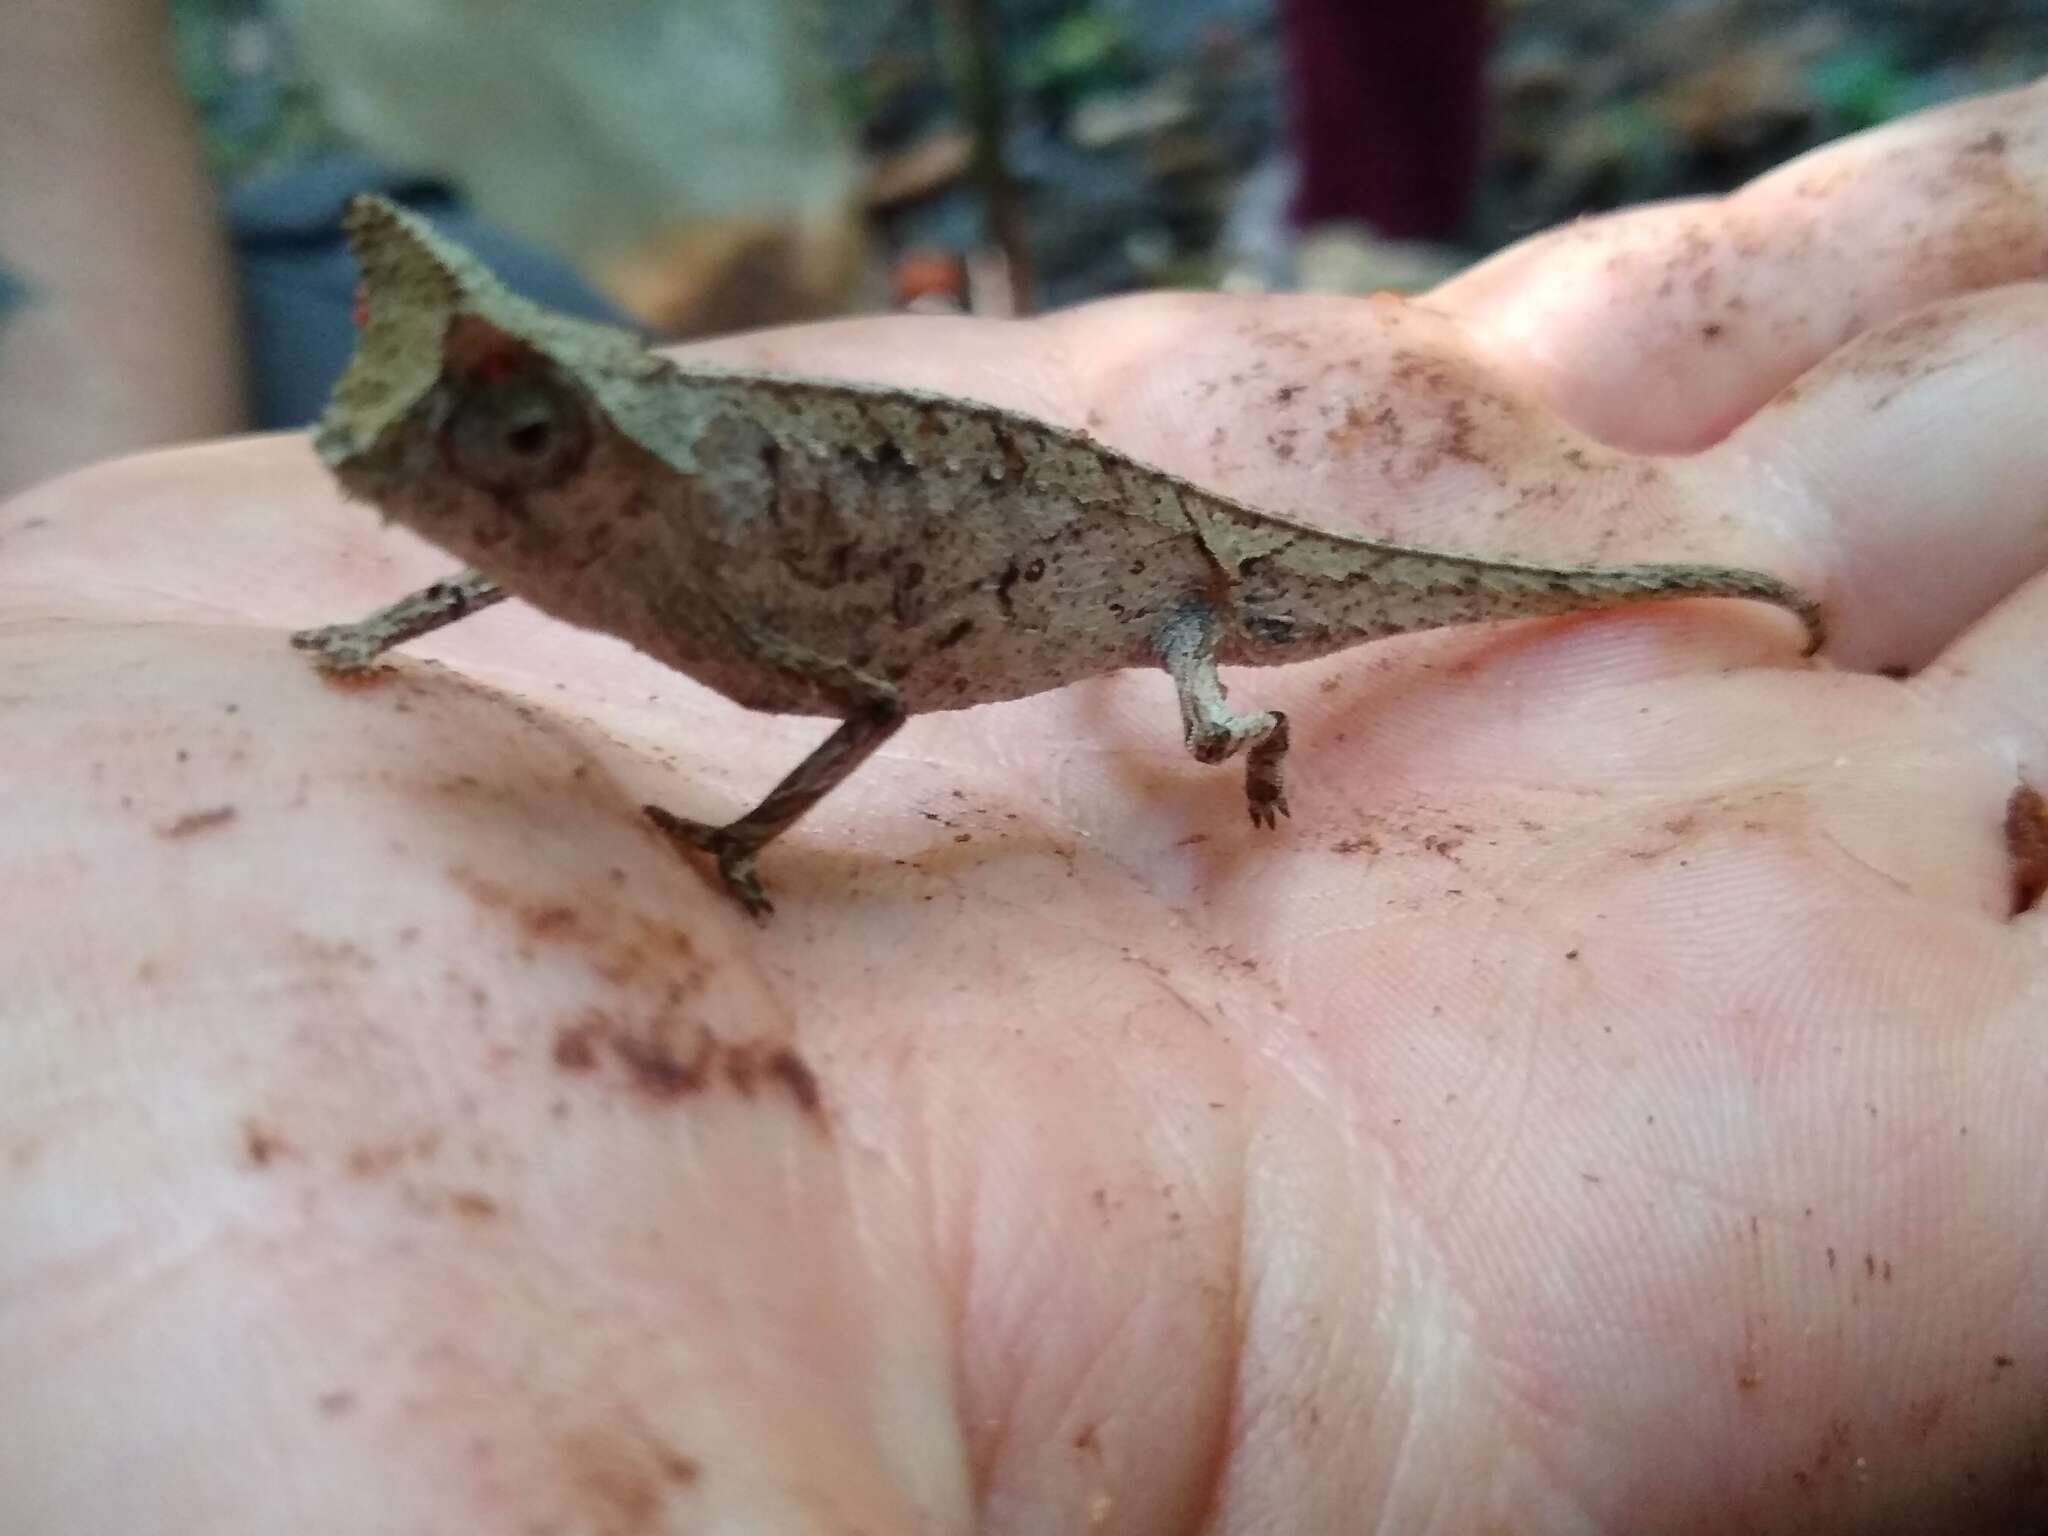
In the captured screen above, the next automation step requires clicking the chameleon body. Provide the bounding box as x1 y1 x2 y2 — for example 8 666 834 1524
295 196 1823 914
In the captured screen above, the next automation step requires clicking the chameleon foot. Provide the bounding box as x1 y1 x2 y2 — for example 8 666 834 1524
1247 784 1291 830
1244 714 1291 830
645 805 774 917
1160 609 1293 831
291 571 506 676
290 622 390 675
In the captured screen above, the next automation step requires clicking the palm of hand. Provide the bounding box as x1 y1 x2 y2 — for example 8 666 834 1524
5 83 2048 1534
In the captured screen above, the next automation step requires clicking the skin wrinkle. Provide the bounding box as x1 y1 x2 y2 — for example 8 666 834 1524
1181 1147 1248 1536
1377 1189 1482 1530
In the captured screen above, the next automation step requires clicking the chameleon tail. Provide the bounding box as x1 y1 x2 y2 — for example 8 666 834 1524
1532 561 1826 656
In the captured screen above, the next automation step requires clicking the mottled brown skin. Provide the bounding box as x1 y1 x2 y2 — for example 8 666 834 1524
296 197 1823 913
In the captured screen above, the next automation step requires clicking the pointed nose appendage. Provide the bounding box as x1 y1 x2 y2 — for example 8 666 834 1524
314 196 484 467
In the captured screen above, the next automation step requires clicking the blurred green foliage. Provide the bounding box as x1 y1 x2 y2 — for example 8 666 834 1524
171 0 343 180
1809 49 1908 130
1017 9 1137 102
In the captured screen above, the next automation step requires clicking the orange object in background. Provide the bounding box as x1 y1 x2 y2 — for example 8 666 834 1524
891 248 969 312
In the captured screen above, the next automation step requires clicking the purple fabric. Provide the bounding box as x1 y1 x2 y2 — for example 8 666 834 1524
1279 0 1489 240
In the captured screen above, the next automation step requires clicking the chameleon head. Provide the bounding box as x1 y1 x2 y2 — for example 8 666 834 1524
315 195 662 573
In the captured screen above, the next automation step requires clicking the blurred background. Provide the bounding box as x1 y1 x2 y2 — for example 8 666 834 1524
3 0 2045 492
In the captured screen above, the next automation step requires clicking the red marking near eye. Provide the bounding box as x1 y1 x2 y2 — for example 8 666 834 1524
350 283 370 327
469 348 523 382
441 314 531 380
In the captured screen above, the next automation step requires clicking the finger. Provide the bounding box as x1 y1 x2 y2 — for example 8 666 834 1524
1436 77 2048 451
1920 550 2048 824
1921 566 2048 930
1679 283 2048 670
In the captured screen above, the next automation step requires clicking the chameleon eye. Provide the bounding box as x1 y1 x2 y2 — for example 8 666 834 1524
441 370 592 495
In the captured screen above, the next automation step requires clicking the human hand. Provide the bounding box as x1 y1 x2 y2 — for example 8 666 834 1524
4 79 2046 1534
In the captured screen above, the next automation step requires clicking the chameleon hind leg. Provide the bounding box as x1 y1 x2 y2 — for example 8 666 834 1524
646 702 904 917
1156 603 1291 828
291 568 506 672
646 630 905 918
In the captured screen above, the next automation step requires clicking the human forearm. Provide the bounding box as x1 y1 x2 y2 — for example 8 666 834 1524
0 0 245 495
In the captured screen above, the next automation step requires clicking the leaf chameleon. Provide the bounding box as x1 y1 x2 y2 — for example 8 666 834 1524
295 196 1823 915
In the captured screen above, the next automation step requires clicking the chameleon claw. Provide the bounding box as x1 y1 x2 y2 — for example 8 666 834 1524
723 865 774 919
1245 768 1289 830
645 805 776 918
1246 792 1289 830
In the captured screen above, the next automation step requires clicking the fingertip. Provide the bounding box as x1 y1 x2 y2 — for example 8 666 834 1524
1713 284 2048 674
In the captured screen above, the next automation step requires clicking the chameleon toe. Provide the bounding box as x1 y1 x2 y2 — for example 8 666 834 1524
646 806 778 916
720 857 775 918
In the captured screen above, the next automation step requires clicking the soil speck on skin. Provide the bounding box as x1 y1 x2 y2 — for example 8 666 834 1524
765 1047 824 1124
723 1043 762 1096
524 904 581 940
1837 305 1976 405
241 1120 293 1168
1332 834 1380 855
550 1008 825 1127
449 868 709 992
2004 783 2048 915
612 1025 717 1100
559 1430 665 1534
158 805 237 840
346 1132 441 1179
554 1018 603 1071
449 1190 500 1221
555 1425 701 1534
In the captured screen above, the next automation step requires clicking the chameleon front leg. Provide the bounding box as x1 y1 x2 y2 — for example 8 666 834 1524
645 701 904 917
291 568 506 673
1157 603 1292 828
